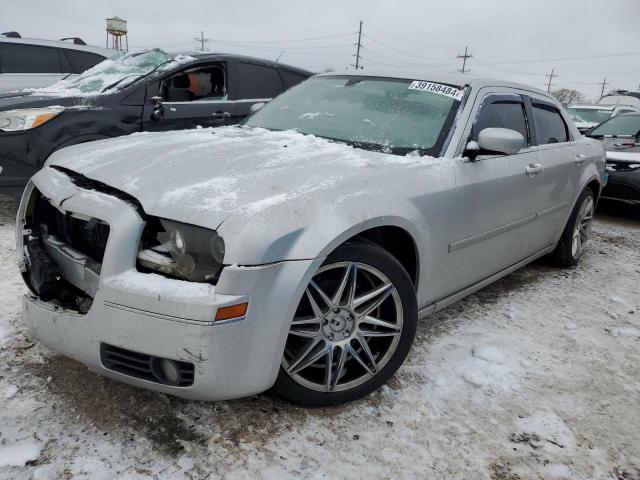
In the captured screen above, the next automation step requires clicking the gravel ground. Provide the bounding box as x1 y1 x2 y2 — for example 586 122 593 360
0 193 638 480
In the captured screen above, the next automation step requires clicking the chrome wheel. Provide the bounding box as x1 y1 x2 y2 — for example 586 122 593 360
282 261 403 393
571 195 594 258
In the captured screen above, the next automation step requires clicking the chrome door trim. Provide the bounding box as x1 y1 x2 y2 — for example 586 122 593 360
448 214 536 252
537 201 569 218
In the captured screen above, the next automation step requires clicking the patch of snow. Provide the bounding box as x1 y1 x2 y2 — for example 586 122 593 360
609 327 640 337
3 384 18 399
0 439 41 467
106 270 213 300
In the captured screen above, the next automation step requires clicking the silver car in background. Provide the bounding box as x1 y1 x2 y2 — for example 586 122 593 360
16 71 605 406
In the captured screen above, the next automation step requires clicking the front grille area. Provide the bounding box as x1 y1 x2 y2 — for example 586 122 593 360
100 344 195 387
33 192 110 264
603 182 640 201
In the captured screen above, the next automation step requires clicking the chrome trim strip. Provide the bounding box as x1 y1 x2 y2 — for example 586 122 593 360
103 301 220 326
448 214 536 252
537 201 569 218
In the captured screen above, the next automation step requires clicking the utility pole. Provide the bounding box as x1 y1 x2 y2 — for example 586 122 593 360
545 68 558 92
194 31 210 52
354 21 363 69
598 77 609 100
457 46 472 74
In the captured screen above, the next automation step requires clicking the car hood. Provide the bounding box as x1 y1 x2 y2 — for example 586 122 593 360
0 92 102 111
45 126 441 230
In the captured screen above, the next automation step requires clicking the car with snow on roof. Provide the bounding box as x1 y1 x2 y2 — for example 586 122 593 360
0 49 311 195
17 70 605 405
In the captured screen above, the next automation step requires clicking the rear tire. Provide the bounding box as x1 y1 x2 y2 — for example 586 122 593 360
552 188 595 267
273 240 418 406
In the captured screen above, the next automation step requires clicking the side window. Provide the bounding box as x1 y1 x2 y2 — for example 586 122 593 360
531 103 569 144
65 50 106 74
472 97 529 145
160 64 227 102
280 69 308 89
0 44 61 73
233 62 283 100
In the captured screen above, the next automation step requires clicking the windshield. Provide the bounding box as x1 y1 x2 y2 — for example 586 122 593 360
246 75 463 156
589 114 640 137
567 107 611 125
29 49 175 96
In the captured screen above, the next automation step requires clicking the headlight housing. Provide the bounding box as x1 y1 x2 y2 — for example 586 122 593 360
137 218 225 283
0 107 65 132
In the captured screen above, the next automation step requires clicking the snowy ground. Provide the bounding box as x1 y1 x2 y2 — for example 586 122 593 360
0 193 638 480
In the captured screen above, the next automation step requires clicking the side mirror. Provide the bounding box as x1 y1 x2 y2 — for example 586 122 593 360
250 102 266 114
151 96 165 122
476 128 525 156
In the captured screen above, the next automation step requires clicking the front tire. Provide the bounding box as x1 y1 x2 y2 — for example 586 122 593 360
273 241 418 406
552 188 595 267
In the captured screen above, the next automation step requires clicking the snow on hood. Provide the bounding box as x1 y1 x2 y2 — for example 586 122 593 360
46 126 444 229
25 50 196 98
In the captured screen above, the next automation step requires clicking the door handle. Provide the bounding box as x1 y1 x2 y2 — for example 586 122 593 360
525 163 543 176
574 154 586 164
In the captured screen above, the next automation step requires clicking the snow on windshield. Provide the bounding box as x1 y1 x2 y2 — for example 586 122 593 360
25 50 196 98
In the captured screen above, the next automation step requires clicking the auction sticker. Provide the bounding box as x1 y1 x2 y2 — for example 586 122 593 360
408 81 464 101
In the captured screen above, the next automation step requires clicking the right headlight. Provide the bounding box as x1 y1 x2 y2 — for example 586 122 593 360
137 218 225 283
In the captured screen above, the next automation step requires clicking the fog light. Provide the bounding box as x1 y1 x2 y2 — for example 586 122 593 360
161 359 180 385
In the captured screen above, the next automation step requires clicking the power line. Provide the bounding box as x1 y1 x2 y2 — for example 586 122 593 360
457 46 472 74
546 68 558 92
362 33 448 61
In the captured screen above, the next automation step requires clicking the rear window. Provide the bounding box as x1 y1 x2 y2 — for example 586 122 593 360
0 44 62 73
66 50 106 74
233 62 283 100
532 103 569 144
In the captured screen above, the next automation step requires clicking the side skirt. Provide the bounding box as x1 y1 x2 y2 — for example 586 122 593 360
417 245 556 319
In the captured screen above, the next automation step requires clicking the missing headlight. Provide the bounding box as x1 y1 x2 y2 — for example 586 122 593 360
137 218 225 283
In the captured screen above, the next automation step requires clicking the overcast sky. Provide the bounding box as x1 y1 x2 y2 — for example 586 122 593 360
4 0 639 100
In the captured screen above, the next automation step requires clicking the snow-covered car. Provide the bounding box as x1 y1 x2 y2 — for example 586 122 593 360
16 71 606 406
566 103 638 133
0 32 112 93
586 112 640 206
0 49 310 195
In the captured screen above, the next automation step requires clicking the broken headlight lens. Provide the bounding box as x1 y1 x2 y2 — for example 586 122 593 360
0 107 65 132
137 218 225 282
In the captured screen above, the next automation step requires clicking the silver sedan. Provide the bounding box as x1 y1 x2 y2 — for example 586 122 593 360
16 71 606 405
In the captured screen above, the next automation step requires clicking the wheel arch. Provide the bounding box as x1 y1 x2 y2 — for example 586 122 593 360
315 216 421 291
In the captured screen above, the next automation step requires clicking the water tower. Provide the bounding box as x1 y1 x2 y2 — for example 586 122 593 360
106 17 128 52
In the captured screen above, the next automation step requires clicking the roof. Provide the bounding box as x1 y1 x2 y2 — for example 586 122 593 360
167 50 313 76
317 67 554 98
0 35 114 57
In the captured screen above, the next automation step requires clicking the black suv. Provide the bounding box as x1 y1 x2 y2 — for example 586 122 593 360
0 49 311 194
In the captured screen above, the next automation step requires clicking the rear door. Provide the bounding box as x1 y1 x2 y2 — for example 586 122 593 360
225 60 287 118
525 95 585 243
446 90 549 291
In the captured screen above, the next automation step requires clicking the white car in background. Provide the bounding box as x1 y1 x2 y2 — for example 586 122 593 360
0 32 113 93
567 103 639 133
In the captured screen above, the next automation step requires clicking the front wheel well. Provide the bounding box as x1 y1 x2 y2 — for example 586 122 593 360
347 226 419 290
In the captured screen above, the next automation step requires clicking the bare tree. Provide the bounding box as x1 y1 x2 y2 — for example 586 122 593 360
551 88 587 107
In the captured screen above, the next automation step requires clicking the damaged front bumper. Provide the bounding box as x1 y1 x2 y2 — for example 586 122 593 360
17 168 321 401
